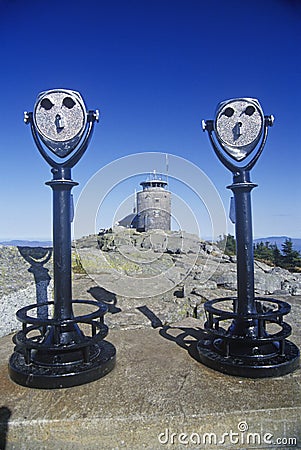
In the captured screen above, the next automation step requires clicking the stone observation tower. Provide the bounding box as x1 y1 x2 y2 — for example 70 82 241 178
136 171 171 232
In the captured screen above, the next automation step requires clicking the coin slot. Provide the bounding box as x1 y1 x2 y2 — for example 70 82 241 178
233 122 242 140
55 114 65 131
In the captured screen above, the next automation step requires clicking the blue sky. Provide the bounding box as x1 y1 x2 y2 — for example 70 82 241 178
0 0 300 240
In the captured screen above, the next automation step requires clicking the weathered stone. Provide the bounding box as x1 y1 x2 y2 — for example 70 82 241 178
212 272 237 290
254 271 282 294
292 288 301 296
254 260 274 273
192 280 217 293
2 230 301 339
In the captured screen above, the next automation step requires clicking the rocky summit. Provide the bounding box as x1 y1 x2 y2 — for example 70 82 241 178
1 227 300 338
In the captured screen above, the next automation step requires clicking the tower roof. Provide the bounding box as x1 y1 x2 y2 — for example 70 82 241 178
140 171 168 190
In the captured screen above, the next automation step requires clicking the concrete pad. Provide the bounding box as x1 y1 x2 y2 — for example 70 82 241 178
0 312 300 450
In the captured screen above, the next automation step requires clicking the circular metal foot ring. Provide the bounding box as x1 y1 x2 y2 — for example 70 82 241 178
9 341 116 389
197 337 299 378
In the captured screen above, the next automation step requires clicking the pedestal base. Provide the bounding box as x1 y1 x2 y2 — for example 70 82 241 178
197 337 299 378
198 296 300 378
9 341 116 389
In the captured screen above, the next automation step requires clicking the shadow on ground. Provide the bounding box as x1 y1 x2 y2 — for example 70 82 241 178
0 407 11 450
88 286 122 314
137 304 207 363
17 246 52 319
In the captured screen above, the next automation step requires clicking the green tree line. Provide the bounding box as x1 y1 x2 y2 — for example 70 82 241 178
217 235 301 272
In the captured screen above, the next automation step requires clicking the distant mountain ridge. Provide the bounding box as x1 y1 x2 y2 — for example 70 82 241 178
0 240 52 247
254 236 301 253
1 236 301 253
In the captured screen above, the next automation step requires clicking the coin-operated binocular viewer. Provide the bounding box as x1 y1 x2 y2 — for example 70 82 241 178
199 98 299 377
9 89 116 388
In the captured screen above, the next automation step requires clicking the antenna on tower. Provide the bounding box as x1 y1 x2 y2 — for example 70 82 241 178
133 188 137 213
165 153 169 184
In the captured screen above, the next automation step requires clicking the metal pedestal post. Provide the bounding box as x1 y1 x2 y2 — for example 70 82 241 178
9 90 116 388
198 100 299 377
49 167 76 322
198 169 299 377
9 167 116 388
227 170 258 338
